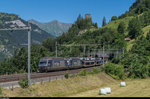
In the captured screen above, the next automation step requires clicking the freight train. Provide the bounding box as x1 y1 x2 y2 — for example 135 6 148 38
38 57 103 72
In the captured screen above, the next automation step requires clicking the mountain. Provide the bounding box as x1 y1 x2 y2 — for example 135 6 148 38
0 12 53 61
28 19 72 37
130 0 144 10
1 0 150 77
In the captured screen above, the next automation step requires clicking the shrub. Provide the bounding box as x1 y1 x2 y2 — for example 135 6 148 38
78 69 87 76
64 73 69 79
88 67 100 75
0 87 2 94
92 67 99 74
18 78 29 88
104 63 126 79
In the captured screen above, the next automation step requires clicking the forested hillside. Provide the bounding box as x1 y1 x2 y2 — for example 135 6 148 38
1 0 150 80
0 12 53 61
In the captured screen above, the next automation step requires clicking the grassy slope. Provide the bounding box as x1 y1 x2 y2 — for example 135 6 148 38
69 78 150 97
103 16 133 33
1 73 117 97
102 16 134 51
143 25 150 37
102 16 150 51
2 72 150 97
127 25 150 51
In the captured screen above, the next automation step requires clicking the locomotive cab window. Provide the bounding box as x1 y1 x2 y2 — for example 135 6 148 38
39 61 47 65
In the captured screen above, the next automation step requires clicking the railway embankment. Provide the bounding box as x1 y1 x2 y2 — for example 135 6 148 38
1 67 150 97
0 72 117 97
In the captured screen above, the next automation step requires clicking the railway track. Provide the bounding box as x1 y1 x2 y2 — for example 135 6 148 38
0 66 101 83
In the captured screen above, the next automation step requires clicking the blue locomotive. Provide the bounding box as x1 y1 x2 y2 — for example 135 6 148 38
38 57 102 72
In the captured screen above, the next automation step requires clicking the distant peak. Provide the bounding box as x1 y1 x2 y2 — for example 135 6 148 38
28 19 38 23
51 20 59 23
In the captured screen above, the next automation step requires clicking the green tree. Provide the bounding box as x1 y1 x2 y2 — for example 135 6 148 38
42 38 55 52
104 63 125 79
121 53 149 78
131 36 148 56
102 16 107 27
128 17 142 39
111 16 118 21
117 22 125 34
94 23 98 28
146 31 150 54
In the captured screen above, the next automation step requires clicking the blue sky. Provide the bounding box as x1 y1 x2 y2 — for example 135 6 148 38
0 0 135 27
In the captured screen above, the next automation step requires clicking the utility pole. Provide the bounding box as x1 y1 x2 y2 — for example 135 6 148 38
70 46 72 53
84 45 86 57
123 47 124 57
0 22 31 86
116 49 118 58
56 41 58 57
103 43 105 68
61 50 63 55
28 22 31 86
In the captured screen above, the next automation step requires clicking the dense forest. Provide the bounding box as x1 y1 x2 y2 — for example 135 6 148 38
1 0 150 80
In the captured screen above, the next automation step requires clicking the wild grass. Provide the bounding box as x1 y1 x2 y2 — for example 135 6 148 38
69 78 150 97
143 25 150 37
1 71 150 97
2 72 117 97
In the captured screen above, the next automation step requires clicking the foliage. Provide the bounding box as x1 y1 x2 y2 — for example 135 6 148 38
130 36 149 56
104 63 125 79
78 69 87 76
146 31 150 55
128 17 142 39
42 38 56 52
121 53 149 79
0 87 2 94
121 34 150 78
111 16 118 21
102 16 107 27
2 0 150 80
117 21 125 34
88 67 100 75
134 0 150 14
0 12 52 61
64 73 69 79
18 78 29 89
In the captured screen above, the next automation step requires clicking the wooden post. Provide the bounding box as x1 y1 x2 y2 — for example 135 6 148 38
11 84 13 91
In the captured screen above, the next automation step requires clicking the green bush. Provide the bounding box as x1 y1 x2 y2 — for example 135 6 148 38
64 73 69 79
104 63 126 79
92 67 99 74
0 87 2 94
18 78 29 89
88 67 100 75
78 69 87 76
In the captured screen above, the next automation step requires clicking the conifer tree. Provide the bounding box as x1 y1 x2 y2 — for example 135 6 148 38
117 22 125 34
102 16 107 27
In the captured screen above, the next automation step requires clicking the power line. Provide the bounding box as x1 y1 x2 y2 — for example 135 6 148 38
0 24 31 87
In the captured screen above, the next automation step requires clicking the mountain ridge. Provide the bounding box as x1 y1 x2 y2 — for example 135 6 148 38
28 19 72 37
0 12 53 61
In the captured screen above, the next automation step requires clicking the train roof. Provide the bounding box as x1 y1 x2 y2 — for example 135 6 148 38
65 57 80 59
83 60 95 62
40 57 64 60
